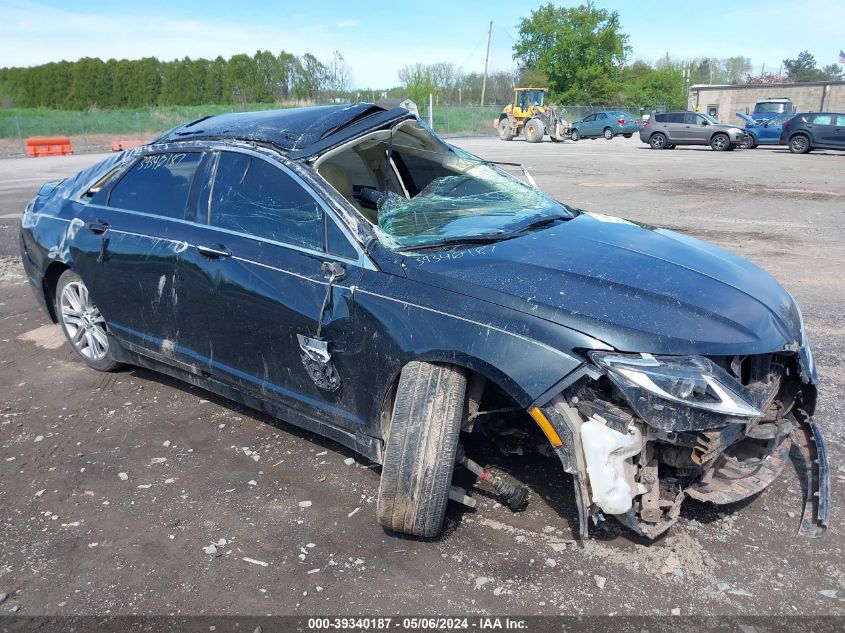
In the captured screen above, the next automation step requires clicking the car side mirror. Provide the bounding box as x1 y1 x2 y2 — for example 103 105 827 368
701 121 708 126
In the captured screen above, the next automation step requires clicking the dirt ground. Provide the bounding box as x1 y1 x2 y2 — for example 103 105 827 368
1 136 843 617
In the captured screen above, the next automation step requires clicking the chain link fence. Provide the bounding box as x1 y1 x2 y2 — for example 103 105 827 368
0 103 657 157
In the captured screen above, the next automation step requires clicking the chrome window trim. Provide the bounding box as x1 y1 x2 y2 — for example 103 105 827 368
96 145 377 271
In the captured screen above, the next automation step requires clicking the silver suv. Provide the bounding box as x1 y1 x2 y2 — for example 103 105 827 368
640 111 747 151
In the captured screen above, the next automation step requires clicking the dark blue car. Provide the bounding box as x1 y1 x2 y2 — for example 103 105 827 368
18 105 829 541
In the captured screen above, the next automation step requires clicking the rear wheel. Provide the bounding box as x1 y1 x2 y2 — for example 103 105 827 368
789 134 811 154
570 129 580 142
623 133 633 138
710 133 730 151
603 127 613 140
497 119 514 141
524 118 545 143
55 270 121 372
377 362 467 538
649 133 667 149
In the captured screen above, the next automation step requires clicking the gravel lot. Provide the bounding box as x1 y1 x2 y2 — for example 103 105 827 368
1 136 843 616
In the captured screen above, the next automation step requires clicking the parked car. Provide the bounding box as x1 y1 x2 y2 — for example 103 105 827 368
20 104 828 542
570 111 639 141
779 112 845 153
639 111 747 151
736 112 795 148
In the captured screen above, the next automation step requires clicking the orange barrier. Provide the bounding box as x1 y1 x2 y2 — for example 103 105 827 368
111 139 147 152
26 136 73 157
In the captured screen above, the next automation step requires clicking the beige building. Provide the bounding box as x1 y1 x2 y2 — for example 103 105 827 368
688 81 845 125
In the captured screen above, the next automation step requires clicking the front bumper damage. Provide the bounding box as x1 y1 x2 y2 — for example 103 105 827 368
536 351 830 540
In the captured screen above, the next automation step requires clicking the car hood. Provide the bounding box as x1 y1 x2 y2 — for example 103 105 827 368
735 112 758 127
401 212 802 356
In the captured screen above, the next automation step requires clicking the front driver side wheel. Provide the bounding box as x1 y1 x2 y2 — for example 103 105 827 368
55 270 121 372
570 129 580 142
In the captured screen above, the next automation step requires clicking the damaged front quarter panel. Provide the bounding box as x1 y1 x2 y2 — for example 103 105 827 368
536 344 829 541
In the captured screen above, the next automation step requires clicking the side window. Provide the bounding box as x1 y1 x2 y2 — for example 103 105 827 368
835 115 845 126
666 113 685 124
653 113 666 123
810 114 833 125
326 218 358 260
596 113 606 120
109 153 202 218
583 114 595 122
210 152 323 251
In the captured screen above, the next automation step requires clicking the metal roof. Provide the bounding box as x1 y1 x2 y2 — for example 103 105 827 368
155 103 391 152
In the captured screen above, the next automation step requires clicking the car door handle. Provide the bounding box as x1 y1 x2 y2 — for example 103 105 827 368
195 245 231 259
85 219 109 234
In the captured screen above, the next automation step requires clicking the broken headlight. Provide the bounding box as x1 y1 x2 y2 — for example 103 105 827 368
589 352 762 431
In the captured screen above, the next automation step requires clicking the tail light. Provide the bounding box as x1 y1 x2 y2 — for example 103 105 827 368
642 120 650 128
782 121 791 129
617 118 626 125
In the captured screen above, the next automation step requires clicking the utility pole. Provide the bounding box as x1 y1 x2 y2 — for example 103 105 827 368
480 21 492 107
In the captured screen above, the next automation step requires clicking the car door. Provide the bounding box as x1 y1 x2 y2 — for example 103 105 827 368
72 150 205 357
823 114 845 148
686 113 712 142
593 112 609 136
579 114 596 136
658 113 684 142
177 148 372 428
805 113 834 147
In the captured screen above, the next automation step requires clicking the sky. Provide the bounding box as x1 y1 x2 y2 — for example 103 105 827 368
1 0 843 88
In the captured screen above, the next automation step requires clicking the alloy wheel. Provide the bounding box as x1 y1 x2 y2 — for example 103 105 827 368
60 281 109 361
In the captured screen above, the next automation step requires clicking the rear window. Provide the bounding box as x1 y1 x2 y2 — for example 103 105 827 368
654 113 666 123
109 152 202 219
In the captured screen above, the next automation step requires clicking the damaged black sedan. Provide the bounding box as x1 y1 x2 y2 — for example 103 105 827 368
20 104 829 540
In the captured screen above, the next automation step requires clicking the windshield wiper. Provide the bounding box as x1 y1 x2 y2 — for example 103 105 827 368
500 213 572 237
397 234 514 252
396 214 573 253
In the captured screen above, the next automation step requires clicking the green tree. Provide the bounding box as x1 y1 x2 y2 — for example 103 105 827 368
513 2 630 103
781 50 842 82
619 61 686 109
397 63 438 106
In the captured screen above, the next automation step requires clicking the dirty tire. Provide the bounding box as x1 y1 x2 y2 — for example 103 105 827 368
649 133 667 149
497 119 514 141
524 118 544 143
570 129 580 142
603 127 613 140
710 133 730 151
789 134 811 154
377 362 466 538
55 270 121 372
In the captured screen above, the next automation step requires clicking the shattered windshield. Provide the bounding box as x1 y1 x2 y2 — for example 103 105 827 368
377 154 571 249
317 120 573 250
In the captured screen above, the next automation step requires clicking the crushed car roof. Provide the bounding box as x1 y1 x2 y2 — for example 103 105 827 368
154 103 407 153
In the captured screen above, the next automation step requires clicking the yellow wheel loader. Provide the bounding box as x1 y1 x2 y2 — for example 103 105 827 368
494 88 571 143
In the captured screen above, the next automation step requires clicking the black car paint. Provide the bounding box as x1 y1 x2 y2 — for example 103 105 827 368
20 106 816 470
